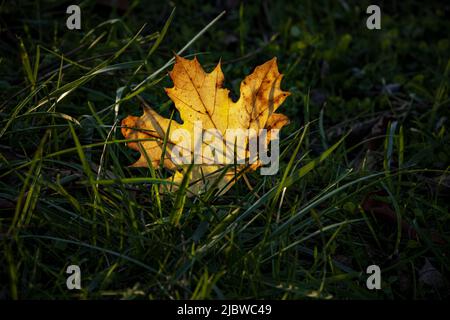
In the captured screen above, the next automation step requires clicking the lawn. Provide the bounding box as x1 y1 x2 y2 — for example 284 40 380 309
0 0 449 299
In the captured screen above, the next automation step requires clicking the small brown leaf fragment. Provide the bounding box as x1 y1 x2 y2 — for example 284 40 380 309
419 259 444 288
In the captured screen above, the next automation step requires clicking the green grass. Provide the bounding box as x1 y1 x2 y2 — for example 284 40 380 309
0 0 449 299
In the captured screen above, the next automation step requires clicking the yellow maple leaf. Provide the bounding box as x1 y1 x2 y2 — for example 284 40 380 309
121 55 290 195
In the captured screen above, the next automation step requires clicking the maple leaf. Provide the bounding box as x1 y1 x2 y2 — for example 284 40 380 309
121 55 290 195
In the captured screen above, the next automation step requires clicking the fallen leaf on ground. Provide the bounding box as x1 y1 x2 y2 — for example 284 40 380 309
121 55 290 195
